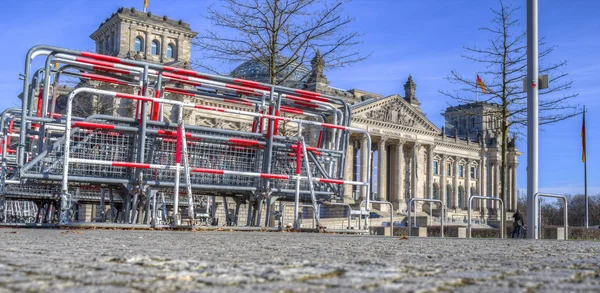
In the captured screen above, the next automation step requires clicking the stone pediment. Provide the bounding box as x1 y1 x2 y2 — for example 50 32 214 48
352 95 440 132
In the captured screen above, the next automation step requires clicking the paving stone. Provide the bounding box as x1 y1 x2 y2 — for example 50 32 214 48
0 229 599 292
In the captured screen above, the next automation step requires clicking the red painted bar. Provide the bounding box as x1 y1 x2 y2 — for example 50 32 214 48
260 173 290 180
72 121 115 130
175 126 182 164
112 162 151 169
229 138 260 146
81 52 122 64
191 168 225 175
319 178 345 185
296 141 302 175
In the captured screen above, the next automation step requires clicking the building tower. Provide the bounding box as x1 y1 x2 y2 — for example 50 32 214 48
443 102 503 146
89 7 197 69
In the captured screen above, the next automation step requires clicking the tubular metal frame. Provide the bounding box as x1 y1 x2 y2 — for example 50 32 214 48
2 45 372 228
358 200 393 236
468 195 504 239
407 198 445 237
533 192 568 240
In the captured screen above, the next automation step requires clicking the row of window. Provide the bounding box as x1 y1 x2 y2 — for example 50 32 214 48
433 161 477 179
134 37 176 58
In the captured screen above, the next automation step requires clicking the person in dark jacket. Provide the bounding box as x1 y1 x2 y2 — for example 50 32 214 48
512 210 525 239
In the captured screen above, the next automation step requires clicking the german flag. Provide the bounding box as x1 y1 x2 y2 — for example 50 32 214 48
476 74 486 94
581 110 586 162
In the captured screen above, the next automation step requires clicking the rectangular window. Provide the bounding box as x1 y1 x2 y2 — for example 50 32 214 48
471 166 476 179
447 163 452 176
433 161 439 175
459 165 464 177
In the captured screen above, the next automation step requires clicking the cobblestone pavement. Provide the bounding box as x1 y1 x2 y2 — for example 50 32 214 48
0 229 599 293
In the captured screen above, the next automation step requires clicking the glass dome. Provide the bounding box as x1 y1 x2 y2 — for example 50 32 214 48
230 56 310 88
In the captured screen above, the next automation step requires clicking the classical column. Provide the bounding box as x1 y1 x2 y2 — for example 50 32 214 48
512 165 518 211
480 156 487 210
489 162 494 209
453 157 459 209
377 137 388 204
144 31 151 59
395 142 405 211
411 143 420 200
360 134 369 201
427 145 434 199
465 159 472 209
440 156 447 208
161 34 167 60
495 163 501 210
343 137 355 202
505 165 511 211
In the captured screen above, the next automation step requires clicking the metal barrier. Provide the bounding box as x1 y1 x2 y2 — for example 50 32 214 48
467 195 504 239
358 200 393 236
319 202 352 229
407 198 445 237
0 45 372 228
534 192 568 240
282 203 316 229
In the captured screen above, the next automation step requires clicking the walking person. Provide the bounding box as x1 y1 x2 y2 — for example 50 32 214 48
512 210 525 239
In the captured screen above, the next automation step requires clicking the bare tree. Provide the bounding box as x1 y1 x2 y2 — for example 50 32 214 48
441 1 579 209
193 0 368 85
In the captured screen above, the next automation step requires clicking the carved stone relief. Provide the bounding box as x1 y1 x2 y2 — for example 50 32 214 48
365 100 417 127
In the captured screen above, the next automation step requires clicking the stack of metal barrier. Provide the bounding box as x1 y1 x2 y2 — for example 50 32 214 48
0 45 372 229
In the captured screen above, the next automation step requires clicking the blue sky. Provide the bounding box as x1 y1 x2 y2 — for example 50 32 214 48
0 0 598 195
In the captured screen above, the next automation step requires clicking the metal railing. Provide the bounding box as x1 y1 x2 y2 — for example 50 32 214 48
319 202 352 229
407 198 445 237
468 195 504 239
282 203 316 229
358 200 393 236
534 192 568 240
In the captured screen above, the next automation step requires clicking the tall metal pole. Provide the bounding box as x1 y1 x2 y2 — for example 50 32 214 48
526 0 539 239
584 105 588 228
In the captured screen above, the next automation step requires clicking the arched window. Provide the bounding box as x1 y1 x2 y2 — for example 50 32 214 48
167 44 175 58
151 40 160 55
134 37 143 52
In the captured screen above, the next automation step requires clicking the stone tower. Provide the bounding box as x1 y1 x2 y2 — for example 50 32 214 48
89 7 197 69
443 102 503 146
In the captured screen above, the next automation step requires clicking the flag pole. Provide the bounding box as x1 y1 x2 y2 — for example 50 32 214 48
584 105 588 228
476 73 479 102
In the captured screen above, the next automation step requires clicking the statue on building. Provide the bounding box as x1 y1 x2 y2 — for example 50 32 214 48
304 50 330 92
403 75 422 111
404 75 416 100
507 134 517 149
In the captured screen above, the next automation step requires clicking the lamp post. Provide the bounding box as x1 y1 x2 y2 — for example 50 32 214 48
526 0 539 239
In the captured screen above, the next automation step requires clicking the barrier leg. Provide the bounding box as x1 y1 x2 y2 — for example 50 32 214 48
99 188 106 222
301 137 320 229
143 187 151 224
246 198 253 226
233 197 242 226
131 191 139 224
59 192 72 224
